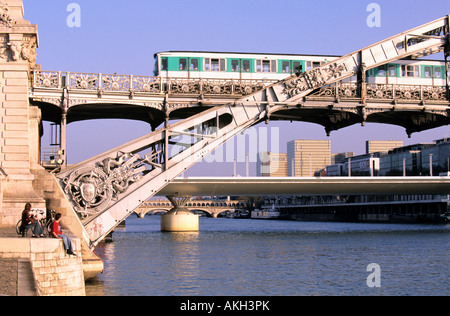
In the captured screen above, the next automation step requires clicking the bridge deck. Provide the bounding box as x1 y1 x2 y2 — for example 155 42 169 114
157 177 450 196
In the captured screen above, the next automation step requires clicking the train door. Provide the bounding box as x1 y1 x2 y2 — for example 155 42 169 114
432 66 443 85
178 57 200 79
281 60 302 76
423 65 443 86
231 59 251 80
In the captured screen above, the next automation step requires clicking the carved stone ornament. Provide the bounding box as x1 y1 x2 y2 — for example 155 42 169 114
62 151 162 219
0 36 37 67
0 2 14 27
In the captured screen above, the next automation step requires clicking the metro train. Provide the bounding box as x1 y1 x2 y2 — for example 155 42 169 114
153 51 448 86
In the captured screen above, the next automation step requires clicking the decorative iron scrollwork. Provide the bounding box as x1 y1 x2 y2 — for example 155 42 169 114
284 62 347 98
62 151 162 219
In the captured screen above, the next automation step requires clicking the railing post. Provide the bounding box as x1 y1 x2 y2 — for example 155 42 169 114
98 73 102 90
130 75 133 91
57 71 62 88
66 72 71 88
392 84 396 102
32 70 37 88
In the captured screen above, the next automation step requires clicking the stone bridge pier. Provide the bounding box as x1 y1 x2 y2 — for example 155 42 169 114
160 195 199 232
0 0 46 226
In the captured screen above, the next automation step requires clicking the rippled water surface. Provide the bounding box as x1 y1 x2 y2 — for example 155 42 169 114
86 216 450 296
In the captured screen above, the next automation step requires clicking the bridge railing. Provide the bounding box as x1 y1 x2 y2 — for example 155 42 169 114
307 82 448 103
32 71 278 96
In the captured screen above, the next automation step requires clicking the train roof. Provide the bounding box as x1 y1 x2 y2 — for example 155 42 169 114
153 51 342 58
153 51 445 63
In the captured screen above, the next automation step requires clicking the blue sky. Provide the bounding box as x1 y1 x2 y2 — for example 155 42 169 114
23 0 450 176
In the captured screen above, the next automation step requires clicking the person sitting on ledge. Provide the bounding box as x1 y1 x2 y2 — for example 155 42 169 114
50 213 76 256
21 203 44 238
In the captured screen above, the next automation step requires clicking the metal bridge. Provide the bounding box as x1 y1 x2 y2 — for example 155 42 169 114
27 16 450 249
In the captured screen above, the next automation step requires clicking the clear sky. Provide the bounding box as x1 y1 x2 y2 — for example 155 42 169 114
23 0 450 176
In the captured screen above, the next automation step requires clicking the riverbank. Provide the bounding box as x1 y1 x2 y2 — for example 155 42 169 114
0 227 85 296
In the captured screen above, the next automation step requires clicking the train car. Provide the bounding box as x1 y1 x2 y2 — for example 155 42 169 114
153 51 447 86
367 59 447 86
153 51 339 80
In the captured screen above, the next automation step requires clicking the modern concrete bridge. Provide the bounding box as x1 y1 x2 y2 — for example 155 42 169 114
158 176 450 196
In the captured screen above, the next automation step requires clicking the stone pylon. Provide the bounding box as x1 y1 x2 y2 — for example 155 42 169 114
0 0 44 227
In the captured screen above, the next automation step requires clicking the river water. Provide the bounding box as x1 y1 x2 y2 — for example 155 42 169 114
85 216 449 296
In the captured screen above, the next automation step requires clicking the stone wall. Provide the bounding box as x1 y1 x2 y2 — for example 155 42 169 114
0 0 45 227
0 235 85 296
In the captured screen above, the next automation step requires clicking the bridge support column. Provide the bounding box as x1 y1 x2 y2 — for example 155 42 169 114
161 195 199 232
0 1 45 226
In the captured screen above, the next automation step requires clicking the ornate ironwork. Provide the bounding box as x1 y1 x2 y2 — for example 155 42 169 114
284 62 347 98
307 82 448 102
62 151 162 219
102 74 131 91
32 71 276 96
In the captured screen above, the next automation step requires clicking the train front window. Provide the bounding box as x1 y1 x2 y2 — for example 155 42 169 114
161 58 168 71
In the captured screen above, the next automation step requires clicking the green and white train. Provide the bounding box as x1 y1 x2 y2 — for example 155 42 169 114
154 51 447 86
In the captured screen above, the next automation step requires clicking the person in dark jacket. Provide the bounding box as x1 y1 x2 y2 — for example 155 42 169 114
21 203 44 237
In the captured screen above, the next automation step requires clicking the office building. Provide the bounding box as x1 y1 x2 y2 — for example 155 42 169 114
287 140 331 177
257 152 288 177
331 152 354 164
366 140 403 154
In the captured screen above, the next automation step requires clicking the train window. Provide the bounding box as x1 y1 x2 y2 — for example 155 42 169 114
377 66 386 77
293 61 301 73
306 61 322 70
190 58 199 71
256 60 276 73
231 60 240 72
161 58 168 71
243 60 250 72
282 61 290 73
231 60 251 72
424 66 432 78
434 67 442 78
388 65 396 77
179 58 187 71
401 65 419 77
205 58 225 71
